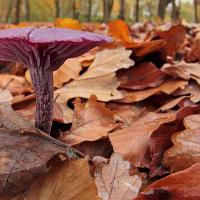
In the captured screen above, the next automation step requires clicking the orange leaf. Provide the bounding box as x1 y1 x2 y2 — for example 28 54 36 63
108 19 134 47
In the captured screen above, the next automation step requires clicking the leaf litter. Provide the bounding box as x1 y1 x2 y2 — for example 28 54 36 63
1 21 200 199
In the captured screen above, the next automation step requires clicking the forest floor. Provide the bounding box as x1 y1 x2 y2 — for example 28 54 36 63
0 19 200 200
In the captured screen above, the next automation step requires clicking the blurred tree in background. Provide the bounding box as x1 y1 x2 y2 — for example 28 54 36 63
0 0 197 24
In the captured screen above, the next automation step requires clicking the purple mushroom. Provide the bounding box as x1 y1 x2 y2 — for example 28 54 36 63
0 28 111 134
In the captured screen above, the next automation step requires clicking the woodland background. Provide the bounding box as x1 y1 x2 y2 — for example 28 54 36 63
0 0 200 24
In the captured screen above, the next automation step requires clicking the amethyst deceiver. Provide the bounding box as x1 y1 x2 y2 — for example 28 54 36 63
0 28 111 134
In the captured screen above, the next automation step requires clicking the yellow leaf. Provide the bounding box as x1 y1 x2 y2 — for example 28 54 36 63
55 18 82 30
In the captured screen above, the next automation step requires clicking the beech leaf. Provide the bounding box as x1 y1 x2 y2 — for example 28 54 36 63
95 153 142 200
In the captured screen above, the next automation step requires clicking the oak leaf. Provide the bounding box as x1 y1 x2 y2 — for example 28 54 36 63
163 114 200 173
78 48 134 80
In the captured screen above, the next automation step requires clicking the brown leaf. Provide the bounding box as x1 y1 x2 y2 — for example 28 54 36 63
131 39 166 57
156 24 186 57
118 62 166 90
109 112 176 166
119 79 187 103
162 61 200 85
173 81 200 103
158 96 190 112
163 114 200 173
0 90 13 103
186 33 200 62
21 158 100 200
0 74 31 95
136 163 200 200
142 105 200 177
0 103 33 129
62 96 117 145
53 58 82 88
55 73 123 102
0 128 73 198
78 48 134 80
95 153 142 200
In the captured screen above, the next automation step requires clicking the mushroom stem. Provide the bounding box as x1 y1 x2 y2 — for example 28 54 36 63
30 67 54 134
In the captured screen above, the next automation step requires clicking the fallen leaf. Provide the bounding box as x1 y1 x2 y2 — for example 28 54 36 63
108 19 134 47
155 24 186 57
78 48 134 80
163 114 200 173
173 81 200 103
186 33 200 62
162 61 200 85
136 163 200 200
0 89 13 103
109 112 176 166
95 153 142 200
55 73 123 102
0 103 33 129
131 39 166 57
20 157 99 200
62 96 117 145
119 79 187 103
53 58 82 88
0 128 74 198
55 18 82 30
142 105 200 177
0 74 31 95
118 62 166 90
158 96 190 111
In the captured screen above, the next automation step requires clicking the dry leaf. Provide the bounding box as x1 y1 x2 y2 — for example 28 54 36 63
0 74 31 95
162 61 200 85
109 112 176 166
20 158 99 200
0 103 33 129
53 58 82 88
55 73 123 102
156 24 186 57
95 153 142 200
142 105 200 178
78 48 134 80
55 18 82 30
158 96 190 111
163 114 200 173
0 90 13 103
136 163 200 200
108 19 134 47
118 62 166 90
62 96 117 145
0 128 72 198
119 79 187 103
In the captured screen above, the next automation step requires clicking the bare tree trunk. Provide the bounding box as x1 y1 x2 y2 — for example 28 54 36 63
158 0 166 20
87 0 92 21
171 0 177 20
24 0 30 21
134 0 139 22
55 0 60 18
119 0 125 20
14 0 21 24
194 0 199 23
157 0 172 21
5 0 14 23
103 0 113 23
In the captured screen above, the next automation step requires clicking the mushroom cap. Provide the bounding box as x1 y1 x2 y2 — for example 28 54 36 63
0 28 112 70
